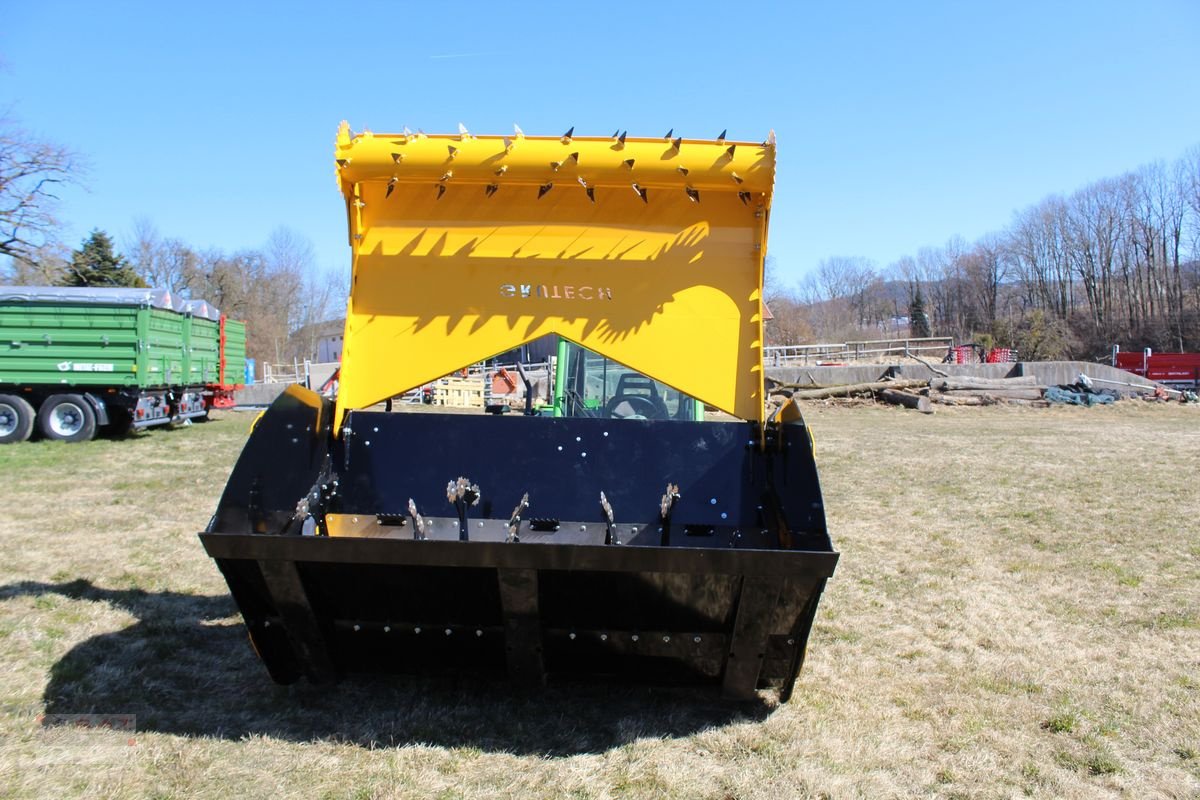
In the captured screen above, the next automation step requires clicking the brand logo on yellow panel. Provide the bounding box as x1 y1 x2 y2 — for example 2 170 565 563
499 284 613 301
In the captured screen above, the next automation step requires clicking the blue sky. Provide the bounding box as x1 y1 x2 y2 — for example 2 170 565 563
3 1 1198 289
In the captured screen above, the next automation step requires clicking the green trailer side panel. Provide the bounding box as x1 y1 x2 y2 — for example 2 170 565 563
0 301 143 387
185 316 221 385
145 308 187 386
0 300 191 389
221 318 247 386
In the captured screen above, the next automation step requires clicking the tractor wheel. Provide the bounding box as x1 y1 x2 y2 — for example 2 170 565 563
37 394 97 442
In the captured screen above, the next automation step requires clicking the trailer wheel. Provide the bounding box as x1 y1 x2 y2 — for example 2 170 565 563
0 394 36 444
37 394 97 442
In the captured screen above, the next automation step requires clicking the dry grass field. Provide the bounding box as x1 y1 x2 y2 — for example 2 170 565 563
0 402 1197 799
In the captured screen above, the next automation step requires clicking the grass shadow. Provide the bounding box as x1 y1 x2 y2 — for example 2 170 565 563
4 579 773 755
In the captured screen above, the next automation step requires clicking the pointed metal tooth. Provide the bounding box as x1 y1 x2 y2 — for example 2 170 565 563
503 136 513 152
440 170 454 181
513 123 525 138
386 176 397 198
447 145 458 159
716 129 727 142
391 152 404 164
585 186 596 203
485 184 498 198
495 165 508 176
623 158 635 169
611 129 621 139
436 184 447 200
725 144 736 158
731 172 744 184
403 125 414 138
664 128 673 139
685 186 700 203
632 182 648 203
677 166 689 176
672 136 682 151
561 126 574 144
336 158 350 168
577 176 588 188
458 122 470 139
738 191 751 205
538 182 554 199
568 151 580 163
416 128 427 138
618 131 627 145
550 161 563 172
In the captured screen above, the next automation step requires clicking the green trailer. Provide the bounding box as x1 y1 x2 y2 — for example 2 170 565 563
0 287 245 443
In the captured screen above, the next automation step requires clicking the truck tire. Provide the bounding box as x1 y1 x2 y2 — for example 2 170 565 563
0 394 36 444
37 394 98 442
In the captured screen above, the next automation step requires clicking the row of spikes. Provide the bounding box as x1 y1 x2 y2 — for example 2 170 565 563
382 123 746 147
385 145 743 171
411 178 755 206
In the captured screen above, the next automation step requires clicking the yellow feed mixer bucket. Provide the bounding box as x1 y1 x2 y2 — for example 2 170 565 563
200 124 838 700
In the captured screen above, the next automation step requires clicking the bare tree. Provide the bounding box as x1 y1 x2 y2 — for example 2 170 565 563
1 241 70 284
0 116 81 264
125 217 200 293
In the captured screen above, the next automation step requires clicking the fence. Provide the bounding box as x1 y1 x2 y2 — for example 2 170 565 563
763 337 954 367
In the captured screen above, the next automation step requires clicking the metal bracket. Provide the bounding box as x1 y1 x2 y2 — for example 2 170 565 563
256 559 336 684
721 575 784 700
496 568 545 685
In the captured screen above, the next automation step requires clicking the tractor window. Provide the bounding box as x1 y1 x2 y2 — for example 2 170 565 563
560 344 701 421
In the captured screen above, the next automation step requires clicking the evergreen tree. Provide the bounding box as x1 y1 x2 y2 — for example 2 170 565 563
61 230 146 288
909 282 932 337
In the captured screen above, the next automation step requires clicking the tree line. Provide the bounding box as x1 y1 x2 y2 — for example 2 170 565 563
767 144 1200 359
0 115 345 368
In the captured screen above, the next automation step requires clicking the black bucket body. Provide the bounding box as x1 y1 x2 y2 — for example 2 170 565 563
201 386 838 700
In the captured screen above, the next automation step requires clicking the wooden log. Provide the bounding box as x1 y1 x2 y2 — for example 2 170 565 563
790 378 929 400
929 394 995 406
933 387 1044 401
878 389 933 413
930 375 1040 391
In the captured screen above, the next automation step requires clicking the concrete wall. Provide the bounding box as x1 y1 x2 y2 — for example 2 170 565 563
233 382 288 406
